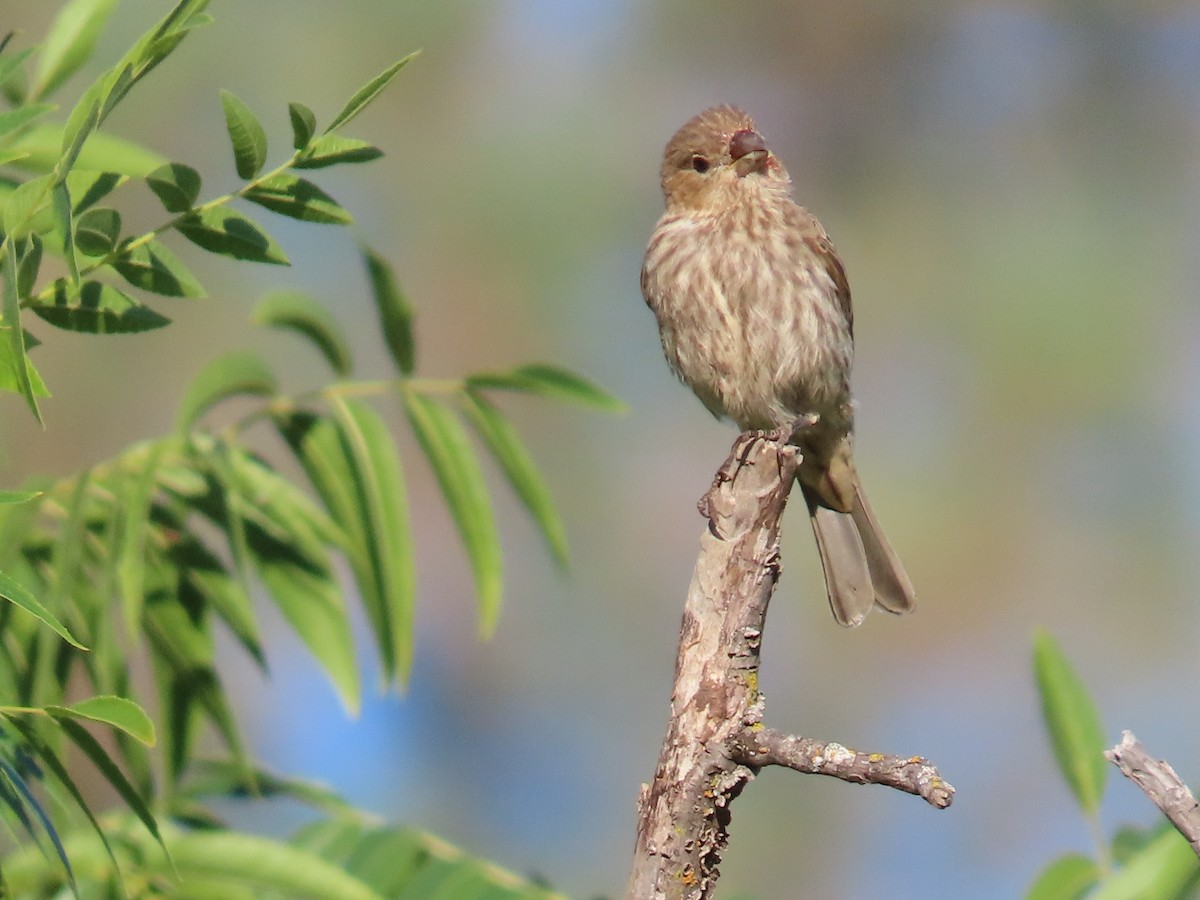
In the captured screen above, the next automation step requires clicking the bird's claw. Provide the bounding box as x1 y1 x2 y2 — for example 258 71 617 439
781 413 820 443
741 414 820 447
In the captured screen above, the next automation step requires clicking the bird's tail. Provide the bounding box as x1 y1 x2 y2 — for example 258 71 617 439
803 480 916 627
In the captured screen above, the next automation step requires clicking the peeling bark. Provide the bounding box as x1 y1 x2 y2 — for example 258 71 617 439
625 434 952 899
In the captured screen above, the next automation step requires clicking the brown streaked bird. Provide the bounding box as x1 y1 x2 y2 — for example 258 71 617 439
641 105 916 626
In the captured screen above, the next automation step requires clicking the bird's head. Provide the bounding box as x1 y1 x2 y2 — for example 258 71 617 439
658 105 790 213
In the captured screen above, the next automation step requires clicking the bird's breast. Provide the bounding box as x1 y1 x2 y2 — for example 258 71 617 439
643 203 853 432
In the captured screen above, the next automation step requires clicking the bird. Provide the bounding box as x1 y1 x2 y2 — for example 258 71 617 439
641 104 916 627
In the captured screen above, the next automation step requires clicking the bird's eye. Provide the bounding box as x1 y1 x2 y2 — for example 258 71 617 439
690 155 710 174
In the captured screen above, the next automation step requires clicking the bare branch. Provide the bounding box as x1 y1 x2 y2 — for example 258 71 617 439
1106 730 1200 859
625 433 951 900
731 727 953 808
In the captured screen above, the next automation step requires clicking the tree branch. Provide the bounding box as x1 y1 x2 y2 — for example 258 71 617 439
1106 730 1200 859
625 433 952 900
731 728 953 808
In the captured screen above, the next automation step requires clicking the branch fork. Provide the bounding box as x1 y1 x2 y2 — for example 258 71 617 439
626 433 952 899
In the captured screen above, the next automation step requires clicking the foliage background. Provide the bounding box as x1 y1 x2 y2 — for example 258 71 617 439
5 2 1200 897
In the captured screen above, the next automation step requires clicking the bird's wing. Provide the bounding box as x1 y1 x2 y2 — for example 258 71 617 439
803 226 853 339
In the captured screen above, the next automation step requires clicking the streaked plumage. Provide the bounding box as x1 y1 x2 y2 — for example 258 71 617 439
642 105 916 626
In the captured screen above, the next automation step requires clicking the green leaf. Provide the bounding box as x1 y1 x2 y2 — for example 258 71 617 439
130 1 213 81
333 399 415 685
0 569 86 649
464 391 569 568
1091 827 1200 900
46 468 90 626
289 821 564 898
68 170 126 213
114 438 169 638
0 104 55 139
60 0 212 138
326 52 419 134
1026 853 1099 900
395 858 489 899
169 832 382 900
34 0 121 100
58 95 99 177
56 717 167 856
31 279 171 334
16 233 43 297
278 406 414 686
403 392 502 636
253 290 351 375
0 756 78 895
74 205 120 256
467 363 626 412
220 89 267 180
301 824 428 896
1111 824 1158 865
0 48 35 99
52 180 78 282
310 824 430 895
144 588 250 783
5 718 124 894
364 246 414 375
243 173 353 225
219 438 347 564
1033 629 1107 815
146 162 201 213
250 527 360 715
288 101 316 150
95 63 133 123
0 338 50 403
174 535 264 670
2 240 42 421
177 349 277 431
176 207 290 265
180 760 353 817
0 490 42 505
3 173 53 238
113 238 205 297
9 123 166 176
191 440 255 642
49 696 155 746
294 134 382 170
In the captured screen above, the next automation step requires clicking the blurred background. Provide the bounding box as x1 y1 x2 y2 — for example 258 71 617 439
6 1 1200 897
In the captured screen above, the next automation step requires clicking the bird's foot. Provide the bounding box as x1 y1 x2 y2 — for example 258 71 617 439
715 417 816 482
740 414 821 448
779 413 820 443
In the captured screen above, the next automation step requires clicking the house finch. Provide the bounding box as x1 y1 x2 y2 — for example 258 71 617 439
641 105 916 626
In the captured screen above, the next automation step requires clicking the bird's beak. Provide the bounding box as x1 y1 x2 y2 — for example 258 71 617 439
730 129 769 176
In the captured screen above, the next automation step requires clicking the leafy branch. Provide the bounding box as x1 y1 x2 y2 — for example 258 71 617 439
1027 631 1200 899
0 3 615 896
